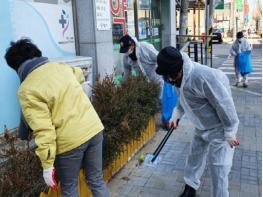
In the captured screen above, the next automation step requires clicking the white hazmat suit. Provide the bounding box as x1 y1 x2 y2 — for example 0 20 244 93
171 52 239 197
230 37 252 84
122 37 162 83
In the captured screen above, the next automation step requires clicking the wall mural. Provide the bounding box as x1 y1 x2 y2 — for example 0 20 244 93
0 0 75 131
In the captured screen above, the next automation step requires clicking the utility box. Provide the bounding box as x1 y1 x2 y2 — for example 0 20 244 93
51 56 93 98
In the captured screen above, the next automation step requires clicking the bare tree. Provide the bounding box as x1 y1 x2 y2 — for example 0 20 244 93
179 0 190 44
253 0 262 33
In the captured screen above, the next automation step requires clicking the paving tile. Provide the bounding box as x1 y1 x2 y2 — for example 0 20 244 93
118 184 133 196
198 190 210 197
128 176 148 187
137 187 162 197
108 84 262 197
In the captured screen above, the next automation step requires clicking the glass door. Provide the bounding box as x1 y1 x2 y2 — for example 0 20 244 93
136 0 161 50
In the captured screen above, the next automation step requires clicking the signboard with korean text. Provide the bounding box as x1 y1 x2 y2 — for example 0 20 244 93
96 0 111 31
215 0 224 9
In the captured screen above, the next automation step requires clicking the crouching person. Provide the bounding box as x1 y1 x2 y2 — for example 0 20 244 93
5 39 110 197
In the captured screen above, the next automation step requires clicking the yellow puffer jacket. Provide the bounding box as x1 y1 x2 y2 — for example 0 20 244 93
18 62 104 169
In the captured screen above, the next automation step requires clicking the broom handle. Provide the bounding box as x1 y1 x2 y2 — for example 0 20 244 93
151 127 174 162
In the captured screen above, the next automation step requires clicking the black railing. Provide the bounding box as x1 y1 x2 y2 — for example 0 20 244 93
177 35 215 67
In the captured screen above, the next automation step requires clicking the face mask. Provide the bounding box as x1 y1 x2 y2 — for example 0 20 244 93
164 78 182 88
163 71 183 88
174 78 183 88
127 48 133 55
164 78 176 86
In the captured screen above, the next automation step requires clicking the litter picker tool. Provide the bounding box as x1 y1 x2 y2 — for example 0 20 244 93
144 127 175 165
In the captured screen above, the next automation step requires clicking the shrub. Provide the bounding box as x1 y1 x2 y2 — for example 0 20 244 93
0 73 160 195
0 131 46 197
92 74 160 168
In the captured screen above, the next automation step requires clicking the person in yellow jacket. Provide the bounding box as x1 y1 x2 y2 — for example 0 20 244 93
5 39 110 197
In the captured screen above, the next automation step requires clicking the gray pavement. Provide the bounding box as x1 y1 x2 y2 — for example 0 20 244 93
108 42 262 197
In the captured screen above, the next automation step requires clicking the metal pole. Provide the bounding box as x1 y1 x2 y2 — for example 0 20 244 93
200 42 203 64
193 7 196 38
175 0 177 46
210 39 213 67
236 14 239 33
188 44 191 57
205 0 209 65
134 0 139 39
231 0 236 41
198 1 201 36
72 0 80 55
208 0 214 67
194 43 198 62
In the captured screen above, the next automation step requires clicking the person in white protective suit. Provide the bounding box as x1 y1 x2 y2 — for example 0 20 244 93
155 46 240 197
229 31 252 88
119 34 161 83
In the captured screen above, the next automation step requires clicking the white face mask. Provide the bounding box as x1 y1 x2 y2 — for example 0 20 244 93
238 38 243 42
125 48 133 55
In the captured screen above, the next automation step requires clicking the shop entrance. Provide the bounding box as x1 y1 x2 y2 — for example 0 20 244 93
135 0 161 50
111 0 161 75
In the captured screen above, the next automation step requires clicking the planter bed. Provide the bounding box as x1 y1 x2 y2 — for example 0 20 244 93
40 117 156 197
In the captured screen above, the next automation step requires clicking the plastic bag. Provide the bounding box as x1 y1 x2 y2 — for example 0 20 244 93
162 81 178 123
237 50 253 74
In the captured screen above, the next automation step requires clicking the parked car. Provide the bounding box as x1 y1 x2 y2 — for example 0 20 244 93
212 28 223 43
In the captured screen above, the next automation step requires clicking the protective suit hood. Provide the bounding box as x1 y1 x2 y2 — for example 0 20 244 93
230 37 252 55
180 52 193 89
123 36 161 82
172 53 239 139
130 36 141 59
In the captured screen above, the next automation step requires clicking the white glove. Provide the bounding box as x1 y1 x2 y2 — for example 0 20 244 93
43 166 57 189
169 108 183 129
168 118 180 129
81 67 88 78
225 136 240 148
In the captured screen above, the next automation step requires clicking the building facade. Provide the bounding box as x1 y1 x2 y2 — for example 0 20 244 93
0 0 177 132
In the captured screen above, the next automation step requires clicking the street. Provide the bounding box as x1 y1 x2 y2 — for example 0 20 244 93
212 39 262 95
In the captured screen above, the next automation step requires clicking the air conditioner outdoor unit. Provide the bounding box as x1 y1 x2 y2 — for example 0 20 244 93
51 56 93 98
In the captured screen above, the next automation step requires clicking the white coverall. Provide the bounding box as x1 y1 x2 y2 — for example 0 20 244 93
171 53 239 197
122 37 162 83
230 37 252 84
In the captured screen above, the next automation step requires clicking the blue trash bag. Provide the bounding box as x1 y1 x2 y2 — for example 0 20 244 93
162 81 178 123
237 50 253 74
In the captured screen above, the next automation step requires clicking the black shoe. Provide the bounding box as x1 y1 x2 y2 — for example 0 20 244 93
234 82 240 87
179 184 196 197
243 83 248 88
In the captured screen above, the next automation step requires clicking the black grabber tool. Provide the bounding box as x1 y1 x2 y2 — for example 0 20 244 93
144 127 175 165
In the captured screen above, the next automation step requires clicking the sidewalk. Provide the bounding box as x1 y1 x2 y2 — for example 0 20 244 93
108 87 262 196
